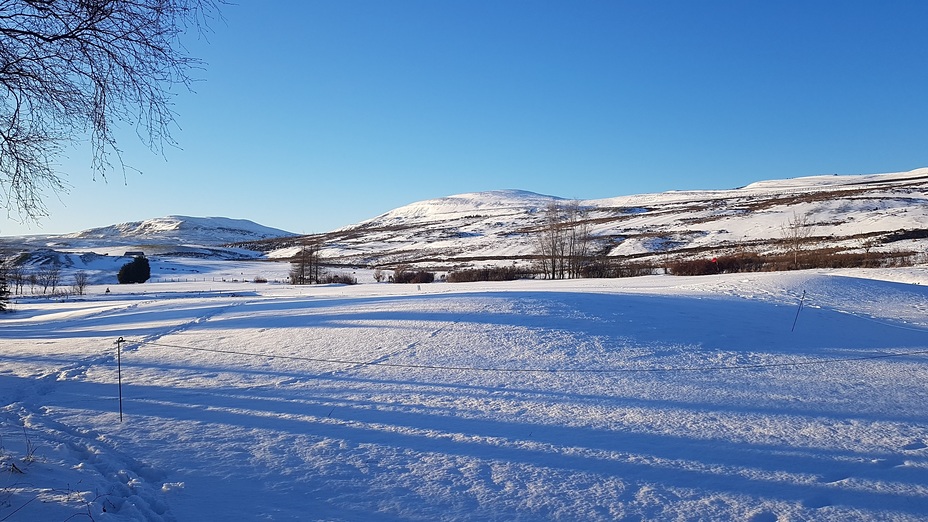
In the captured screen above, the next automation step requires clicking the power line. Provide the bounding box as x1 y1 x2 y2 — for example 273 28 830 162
123 338 928 374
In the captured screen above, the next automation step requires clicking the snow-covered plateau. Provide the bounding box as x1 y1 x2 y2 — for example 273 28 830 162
2 265 928 521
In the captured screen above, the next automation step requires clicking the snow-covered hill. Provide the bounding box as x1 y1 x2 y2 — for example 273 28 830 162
66 215 293 245
0 216 295 263
3 168 928 270
261 168 928 269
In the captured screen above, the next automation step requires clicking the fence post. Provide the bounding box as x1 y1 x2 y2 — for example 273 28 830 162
115 337 125 422
791 291 806 332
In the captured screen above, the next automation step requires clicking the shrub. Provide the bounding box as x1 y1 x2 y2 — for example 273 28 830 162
393 266 435 284
118 256 150 284
319 273 358 285
579 260 654 278
446 266 528 283
665 249 916 276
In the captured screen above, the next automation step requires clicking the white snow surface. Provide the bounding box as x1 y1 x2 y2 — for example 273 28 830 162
3 265 928 521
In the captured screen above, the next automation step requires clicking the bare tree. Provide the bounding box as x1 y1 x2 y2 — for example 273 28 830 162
72 270 89 296
781 211 815 268
36 263 61 294
0 263 8 311
0 0 223 220
289 241 323 285
535 200 593 279
564 200 592 279
7 263 24 294
536 201 563 279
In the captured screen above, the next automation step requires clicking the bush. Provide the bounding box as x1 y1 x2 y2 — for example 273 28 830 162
579 260 654 278
446 266 527 283
665 249 916 276
118 256 150 284
393 266 435 284
318 273 358 285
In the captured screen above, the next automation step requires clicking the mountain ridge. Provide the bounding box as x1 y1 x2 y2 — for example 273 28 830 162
3 168 928 271
273 167 928 269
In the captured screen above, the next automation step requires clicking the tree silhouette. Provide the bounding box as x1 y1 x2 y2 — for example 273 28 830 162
0 0 223 220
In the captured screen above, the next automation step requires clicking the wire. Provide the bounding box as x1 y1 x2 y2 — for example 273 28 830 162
123 338 928 374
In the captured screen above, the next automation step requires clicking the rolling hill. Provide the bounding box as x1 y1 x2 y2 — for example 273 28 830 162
3 168 928 273
253 168 928 271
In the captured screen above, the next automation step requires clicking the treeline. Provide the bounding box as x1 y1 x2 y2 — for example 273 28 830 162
667 249 918 276
440 248 919 283
445 266 530 283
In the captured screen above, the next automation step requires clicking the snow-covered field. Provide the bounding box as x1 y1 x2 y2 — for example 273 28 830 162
3 267 928 521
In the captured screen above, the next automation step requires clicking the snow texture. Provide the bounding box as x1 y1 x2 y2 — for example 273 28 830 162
2 266 928 521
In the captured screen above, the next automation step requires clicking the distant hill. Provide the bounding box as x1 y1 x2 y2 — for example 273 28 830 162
247 168 928 270
4 169 928 272
1 216 295 261
65 215 294 245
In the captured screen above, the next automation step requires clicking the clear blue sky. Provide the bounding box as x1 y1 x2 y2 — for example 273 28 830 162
4 1 928 236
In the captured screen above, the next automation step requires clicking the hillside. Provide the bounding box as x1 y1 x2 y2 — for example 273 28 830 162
1 216 295 261
3 168 928 273
255 168 928 270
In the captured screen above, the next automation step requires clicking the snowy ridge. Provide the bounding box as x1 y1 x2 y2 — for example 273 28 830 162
3 168 928 268
267 167 928 268
358 189 562 223
66 215 294 245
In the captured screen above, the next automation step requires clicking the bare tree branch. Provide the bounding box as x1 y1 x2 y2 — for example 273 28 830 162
0 0 224 220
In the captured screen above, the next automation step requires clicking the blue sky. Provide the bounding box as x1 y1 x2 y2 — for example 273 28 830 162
4 1 928 236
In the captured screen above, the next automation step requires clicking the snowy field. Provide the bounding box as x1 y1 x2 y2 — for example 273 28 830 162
3 267 928 521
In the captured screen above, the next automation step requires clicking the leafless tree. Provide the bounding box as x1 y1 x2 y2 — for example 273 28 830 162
0 270 8 311
564 200 592 278
36 263 61 294
535 200 593 279
6 262 24 294
536 201 565 279
0 0 223 220
781 211 815 268
290 241 323 285
71 270 89 295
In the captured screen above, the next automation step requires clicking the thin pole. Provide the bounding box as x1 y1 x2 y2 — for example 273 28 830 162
791 291 806 332
116 337 124 422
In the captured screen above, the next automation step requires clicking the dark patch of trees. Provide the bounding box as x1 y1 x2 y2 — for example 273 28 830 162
392 266 435 284
118 256 151 284
666 249 916 276
290 242 323 285
0 269 9 311
446 266 529 283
